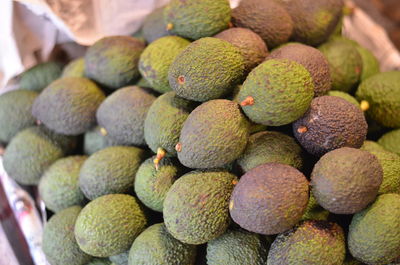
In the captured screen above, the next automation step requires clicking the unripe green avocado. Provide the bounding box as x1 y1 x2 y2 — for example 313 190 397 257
301 191 329 221
360 140 386 152
378 129 400 156
142 7 171 43
83 126 119 155
355 45 380 81
327 90 359 107
19 61 63 92
62 57 85 78
87 258 112 265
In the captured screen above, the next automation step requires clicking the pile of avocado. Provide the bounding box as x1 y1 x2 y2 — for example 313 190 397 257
1 0 400 264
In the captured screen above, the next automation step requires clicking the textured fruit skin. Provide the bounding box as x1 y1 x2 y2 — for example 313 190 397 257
163 170 237 244
239 59 314 126
327 90 359 107
177 99 249 169
87 258 112 265
206 229 269 265
355 45 380 81
139 36 190 93
142 7 171 43
97 86 156 146
32 77 105 135
39 156 87 213
74 194 147 257
109 251 129 265
83 126 119 155
232 0 293 49
311 147 383 214
168 37 245 102
0 90 38 143
293 96 367 157
3 126 75 185
268 43 331 97
379 129 400 155
79 146 146 200
301 191 329 221
144 91 197 156
134 156 182 212
163 0 231 40
230 163 309 235
19 62 62 92
356 71 400 128
319 39 363 92
267 220 345 265
348 194 400 265
361 140 386 152
128 223 196 265
215 28 269 73
62 57 85 78
237 131 304 172
42 206 92 265
85 36 145 89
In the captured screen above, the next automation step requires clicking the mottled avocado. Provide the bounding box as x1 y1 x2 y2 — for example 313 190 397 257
293 96 367 157
327 90 359 107
85 36 145 89
355 45 380 81
96 86 156 146
238 59 314 126
128 223 196 265
32 77 106 135
230 163 309 235
301 191 329 221
379 129 400 155
267 220 346 265
163 170 237 244
19 61 62 92
142 7 171 43
0 90 38 143
348 194 400 265
176 99 249 169
83 126 119 155
62 57 85 78
360 140 386 152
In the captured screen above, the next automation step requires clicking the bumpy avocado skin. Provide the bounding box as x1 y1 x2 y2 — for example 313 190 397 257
42 206 92 265
230 163 309 235
163 0 231 40
293 96 367 157
379 129 400 155
109 251 129 265
39 156 87 213
301 191 329 221
74 194 147 257
62 57 85 78
3 126 75 185
0 90 38 143
139 36 190 93
128 223 196 265
237 131 304 172
168 37 245 102
232 0 293 49
85 36 145 89
163 170 237 245
79 146 146 200
267 220 345 265
87 258 112 265
177 99 249 169
97 86 156 146
311 147 383 214
360 140 386 152
355 45 380 81
32 77 106 135
348 194 400 265
327 90 359 107
206 229 269 265
239 59 314 126
356 71 400 128
268 43 331 97
19 61 63 92
83 126 119 155
142 7 171 43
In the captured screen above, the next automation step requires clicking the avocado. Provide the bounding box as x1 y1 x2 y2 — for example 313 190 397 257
79 146 146 200
238 59 314 126
3 126 75 185
39 156 87 212
355 45 380 81
142 7 171 43
356 71 400 128
232 0 293 48
348 193 400 265
62 57 85 78
109 252 128 265
83 126 119 155
293 96 367 156
0 90 38 143
85 36 145 89
128 223 196 265
96 86 156 146
87 259 112 265
32 77 106 135
268 43 331 97
378 129 400 155
74 194 147 257
176 99 249 169
237 131 304 172
163 0 231 40
19 61 63 92
163 170 237 244
311 147 383 214
267 220 346 265
206 229 269 265
301 191 329 221
230 163 309 235
327 90 359 107
135 77 152 89
42 206 92 265
360 140 386 152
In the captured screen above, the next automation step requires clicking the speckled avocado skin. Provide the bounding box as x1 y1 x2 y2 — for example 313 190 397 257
142 7 171 43
19 62 63 92
293 96 367 157
360 140 386 152
177 99 249 169
128 223 197 265
163 170 237 245
62 57 85 78
267 220 346 265
230 163 309 235
301 191 329 221
379 129 400 156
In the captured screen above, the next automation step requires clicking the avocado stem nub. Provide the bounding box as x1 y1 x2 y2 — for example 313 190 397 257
297 126 308 134
100 127 108 136
177 75 185 85
166 23 174 31
175 142 182 152
154 148 167 170
240 96 254 107
232 180 238 185
360 100 370 112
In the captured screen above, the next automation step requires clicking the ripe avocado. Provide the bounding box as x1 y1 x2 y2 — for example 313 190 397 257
142 7 171 43
378 129 400 155
19 61 63 92
327 90 359 107
83 126 119 155
62 57 85 78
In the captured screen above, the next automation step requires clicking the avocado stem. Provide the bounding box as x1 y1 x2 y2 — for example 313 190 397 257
232 180 238 185
297 126 308 134
100 127 108 136
360 100 370 112
166 23 174 31
240 96 255 107
154 148 167 170
177 75 185 85
175 142 182 152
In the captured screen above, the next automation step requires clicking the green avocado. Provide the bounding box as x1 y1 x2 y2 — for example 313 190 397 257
327 90 359 107
360 140 386 152
355 45 380 81
83 126 119 155
142 7 171 43
378 129 400 155
86 259 112 265
301 191 329 221
19 61 63 92
62 58 85 78
109 252 128 265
